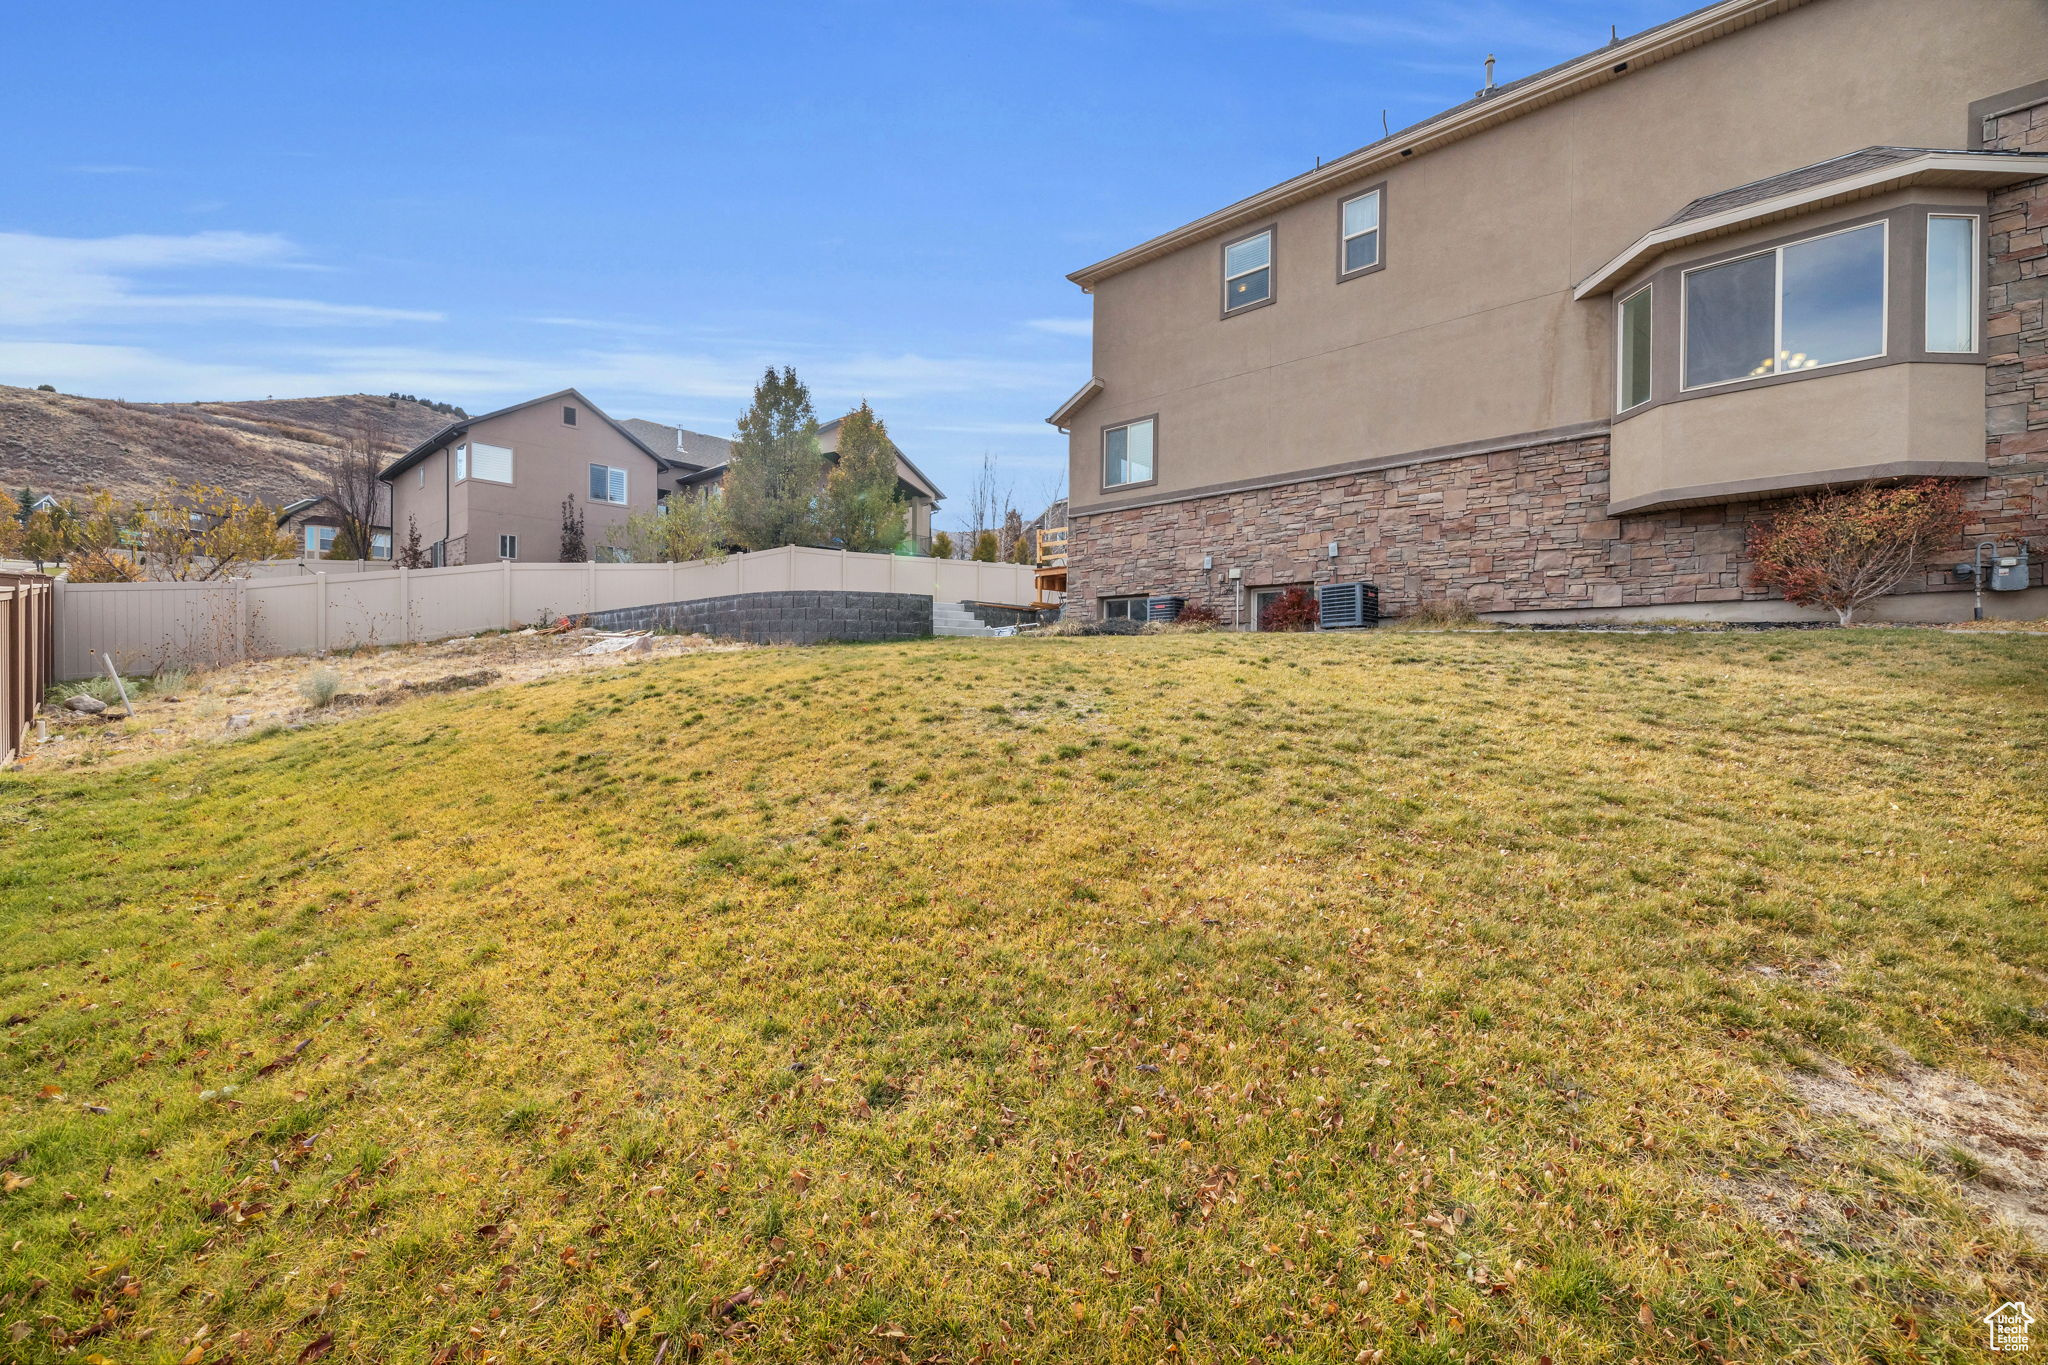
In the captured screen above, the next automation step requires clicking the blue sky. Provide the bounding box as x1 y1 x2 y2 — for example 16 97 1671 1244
2 0 1681 530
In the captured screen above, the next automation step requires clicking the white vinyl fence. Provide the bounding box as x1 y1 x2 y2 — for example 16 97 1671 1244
52 548 1045 680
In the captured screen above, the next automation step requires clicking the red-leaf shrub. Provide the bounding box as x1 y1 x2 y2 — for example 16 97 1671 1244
1175 600 1223 625
1746 479 1965 625
1259 586 1319 632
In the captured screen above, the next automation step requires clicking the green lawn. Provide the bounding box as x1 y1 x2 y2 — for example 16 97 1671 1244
3 629 2045 1364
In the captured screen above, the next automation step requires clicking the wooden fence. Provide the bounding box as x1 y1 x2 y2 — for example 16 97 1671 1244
2 572 55 765
51 548 1047 680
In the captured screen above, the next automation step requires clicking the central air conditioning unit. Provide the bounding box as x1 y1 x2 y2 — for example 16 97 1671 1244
1145 596 1186 622
1317 582 1380 630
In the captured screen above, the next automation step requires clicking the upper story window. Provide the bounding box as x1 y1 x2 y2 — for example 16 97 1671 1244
467 442 514 484
589 463 629 504
1682 221 1886 390
1617 285 1652 412
1340 188 1382 277
1926 214 1979 353
1102 417 1156 490
1222 229 1272 315
454 444 466 481
562 404 578 426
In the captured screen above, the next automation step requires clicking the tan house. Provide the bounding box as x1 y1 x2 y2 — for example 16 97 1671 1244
275 490 392 562
663 411 946 551
380 389 668 565
1050 0 2048 624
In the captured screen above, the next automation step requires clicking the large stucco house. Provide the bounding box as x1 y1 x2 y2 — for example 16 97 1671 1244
1049 0 2048 624
381 389 673 565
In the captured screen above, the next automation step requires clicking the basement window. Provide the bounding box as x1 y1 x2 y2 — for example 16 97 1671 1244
1100 596 1150 622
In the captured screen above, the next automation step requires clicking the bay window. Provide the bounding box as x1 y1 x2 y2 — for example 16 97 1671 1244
1617 285 1652 412
1926 214 1979 353
1682 221 1886 390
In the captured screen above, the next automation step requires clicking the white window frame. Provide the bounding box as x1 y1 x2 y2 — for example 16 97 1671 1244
304 524 336 557
1925 213 1981 354
370 531 392 560
1222 228 1273 315
1616 283 1653 413
498 534 518 560
1678 219 1889 393
1100 595 1150 622
1339 189 1382 278
454 443 467 482
1101 416 1156 491
589 463 629 505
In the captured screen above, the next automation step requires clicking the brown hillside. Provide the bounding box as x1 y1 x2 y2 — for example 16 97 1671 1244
0 387 458 509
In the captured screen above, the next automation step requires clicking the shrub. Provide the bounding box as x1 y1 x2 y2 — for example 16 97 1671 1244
970 530 999 563
64 547 145 582
1747 479 1966 625
1387 598 1481 631
1258 587 1319 632
145 668 193 698
298 667 342 709
928 530 955 560
1175 600 1223 625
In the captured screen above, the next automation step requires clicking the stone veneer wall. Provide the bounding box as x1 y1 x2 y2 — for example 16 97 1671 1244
586 590 932 645
1068 94 2048 625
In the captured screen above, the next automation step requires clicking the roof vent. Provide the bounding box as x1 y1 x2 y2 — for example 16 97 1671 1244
1476 53 1497 97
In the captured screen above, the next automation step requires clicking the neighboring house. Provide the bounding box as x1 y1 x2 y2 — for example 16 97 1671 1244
1050 0 2048 625
380 389 667 565
276 490 392 562
665 411 946 551
618 418 735 478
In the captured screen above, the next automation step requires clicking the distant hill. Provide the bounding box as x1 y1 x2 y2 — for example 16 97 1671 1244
0 387 460 509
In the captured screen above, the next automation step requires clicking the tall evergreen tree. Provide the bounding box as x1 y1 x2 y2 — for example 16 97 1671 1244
821 401 907 553
724 366 825 550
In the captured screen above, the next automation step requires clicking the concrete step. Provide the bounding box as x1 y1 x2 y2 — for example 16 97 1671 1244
932 601 1001 637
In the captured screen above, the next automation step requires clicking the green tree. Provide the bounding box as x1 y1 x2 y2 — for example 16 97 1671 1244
927 530 955 560
971 530 999 563
821 401 906 553
607 494 729 564
724 366 825 551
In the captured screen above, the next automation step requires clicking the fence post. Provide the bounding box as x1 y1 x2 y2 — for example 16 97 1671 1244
669 560 678 605
235 579 249 662
587 559 597 616
316 571 329 654
501 558 514 630
400 566 413 644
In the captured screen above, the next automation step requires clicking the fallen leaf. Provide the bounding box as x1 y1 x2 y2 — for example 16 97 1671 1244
297 1330 335 1361
38 1085 64 1100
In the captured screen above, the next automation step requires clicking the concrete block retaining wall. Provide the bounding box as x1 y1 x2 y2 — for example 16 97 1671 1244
586 590 934 645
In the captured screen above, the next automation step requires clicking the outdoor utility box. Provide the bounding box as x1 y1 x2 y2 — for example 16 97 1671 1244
1145 596 1186 622
1991 551 2029 592
1317 582 1380 629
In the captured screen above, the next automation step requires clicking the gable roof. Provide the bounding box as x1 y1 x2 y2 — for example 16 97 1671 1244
275 488 391 526
1067 0 1814 290
377 388 665 483
617 418 735 471
1574 146 2048 297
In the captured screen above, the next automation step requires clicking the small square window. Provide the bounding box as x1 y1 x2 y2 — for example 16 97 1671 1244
304 525 337 557
498 534 518 560
1340 189 1382 276
1223 229 1272 314
562 405 578 426
1101 595 1151 621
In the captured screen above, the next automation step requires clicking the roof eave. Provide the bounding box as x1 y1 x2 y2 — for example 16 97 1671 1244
1066 0 1810 290
1573 152 2048 298
1047 377 1104 430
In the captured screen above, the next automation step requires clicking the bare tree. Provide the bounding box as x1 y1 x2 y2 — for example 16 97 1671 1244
964 453 1015 543
327 415 391 560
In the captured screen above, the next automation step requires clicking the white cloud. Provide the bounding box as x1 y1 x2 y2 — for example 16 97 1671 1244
1025 317 1092 337
0 230 442 327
